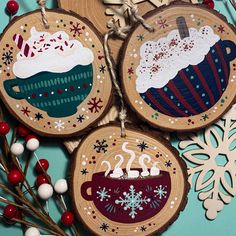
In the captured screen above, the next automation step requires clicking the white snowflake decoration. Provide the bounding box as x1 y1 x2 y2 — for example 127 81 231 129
54 120 65 131
179 104 236 220
97 187 111 202
115 185 150 219
154 185 168 199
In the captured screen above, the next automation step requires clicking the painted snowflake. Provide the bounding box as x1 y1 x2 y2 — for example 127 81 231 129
87 97 103 113
115 185 150 219
54 120 65 131
179 105 236 220
154 185 167 199
97 187 111 202
94 139 108 153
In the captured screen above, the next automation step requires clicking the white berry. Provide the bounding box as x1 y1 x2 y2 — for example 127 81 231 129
26 138 40 151
38 183 53 200
10 143 24 156
54 179 68 194
25 227 40 236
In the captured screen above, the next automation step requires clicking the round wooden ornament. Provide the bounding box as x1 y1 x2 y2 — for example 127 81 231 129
120 2 236 131
0 9 112 137
71 124 189 235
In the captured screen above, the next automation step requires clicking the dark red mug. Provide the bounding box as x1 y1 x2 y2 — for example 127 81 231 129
81 169 171 223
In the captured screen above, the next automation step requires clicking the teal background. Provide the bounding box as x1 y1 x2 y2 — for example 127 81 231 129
0 0 235 235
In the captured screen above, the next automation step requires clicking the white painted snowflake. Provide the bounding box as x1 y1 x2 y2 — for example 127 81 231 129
54 120 65 131
115 185 150 219
179 104 236 220
154 185 167 199
97 187 111 202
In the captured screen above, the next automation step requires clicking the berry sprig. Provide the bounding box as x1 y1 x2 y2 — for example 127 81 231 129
0 119 78 236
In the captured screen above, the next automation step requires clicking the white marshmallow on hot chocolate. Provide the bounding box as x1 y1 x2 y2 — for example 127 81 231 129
136 26 220 93
150 162 160 176
13 27 94 79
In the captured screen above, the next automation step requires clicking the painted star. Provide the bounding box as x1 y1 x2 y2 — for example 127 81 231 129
77 115 85 123
140 226 147 232
137 141 148 152
81 169 88 175
21 106 30 117
217 25 225 33
137 34 144 41
202 114 209 121
35 112 43 121
128 67 134 75
100 223 109 232
165 160 172 167
99 64 106 74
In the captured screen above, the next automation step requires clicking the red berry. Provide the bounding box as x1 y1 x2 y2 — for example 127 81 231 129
17 125 30 137
3 205 18 219
0 122 10 136
36 174 50 186
203 0 215 9
25 134 38 142
6 0 19 15
36 159 49 173
61 211 74 226
7 169 23 185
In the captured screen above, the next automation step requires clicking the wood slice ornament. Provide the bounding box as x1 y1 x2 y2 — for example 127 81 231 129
0 9 112 137
71 124 189 235
120 2 236 132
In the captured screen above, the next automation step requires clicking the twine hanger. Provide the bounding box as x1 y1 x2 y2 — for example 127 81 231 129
103 0 154 138
37 0 49 29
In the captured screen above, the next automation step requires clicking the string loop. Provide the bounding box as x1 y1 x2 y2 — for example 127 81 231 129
37 0 49 29
104 0 154 137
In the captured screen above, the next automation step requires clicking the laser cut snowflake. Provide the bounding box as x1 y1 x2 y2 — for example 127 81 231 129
178 105 236 220
104 0 168 29
115 185 151 219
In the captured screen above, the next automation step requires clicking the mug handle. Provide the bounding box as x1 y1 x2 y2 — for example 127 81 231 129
223 40 236 62
4 79 24 99
81 181 93 201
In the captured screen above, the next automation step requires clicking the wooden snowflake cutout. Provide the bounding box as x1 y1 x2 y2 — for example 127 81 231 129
179 105 236 220
103 0 200 28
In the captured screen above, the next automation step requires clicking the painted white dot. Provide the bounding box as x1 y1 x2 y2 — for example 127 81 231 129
86 158 88 161
30 117 33 120
166 154 169 157
65 89 68 91
133 49 136 52
134 54 137 58
233 75 236 79
39 94 42 97
89 38 92 42
82 161 86 166
175 197 178 200
16 104 20 108
171 121 174 124
82 155 86 158
86 116 89 119
89 207 91 209
170 206 174 209
86 111 89 113
171 201 175 205
85 38 88 41
28 97 31 99
78 86 81 89
85 32 89 36
82 108 86 112
56 20 59 23
231 79 234 82
192 19 195 22
51 92 54 95
84 207 87 210
97 75 101 79
140 107 143 110
213 110 216 113
109 136 112 139
214 107 218 110
7 67 10 70
139 101 143 105
0 70 2 74
136 139 139 142
154 146 157 150
135 100 138 103
190 14 194 18
87 212 91 215
100 80 103 84
20 26 24 29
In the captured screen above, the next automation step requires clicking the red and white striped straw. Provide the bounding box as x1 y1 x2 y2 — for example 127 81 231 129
13 34 35 57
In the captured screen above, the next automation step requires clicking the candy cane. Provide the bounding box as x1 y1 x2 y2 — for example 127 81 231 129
13 34 35 57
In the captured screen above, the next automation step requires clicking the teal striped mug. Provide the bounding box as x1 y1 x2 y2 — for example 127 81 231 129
4 64 93 118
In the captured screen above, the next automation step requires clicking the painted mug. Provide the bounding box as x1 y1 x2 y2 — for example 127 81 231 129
81 169 171 223
141 40 236 117
4 64 93 118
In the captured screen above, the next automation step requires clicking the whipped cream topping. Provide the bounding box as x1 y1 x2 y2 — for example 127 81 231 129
13 27 94 79
136 26 220 93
